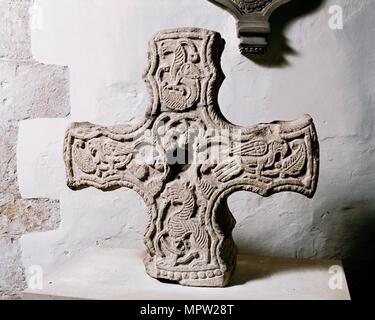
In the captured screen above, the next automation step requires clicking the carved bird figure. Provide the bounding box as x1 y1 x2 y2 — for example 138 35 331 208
72 138 134 178
201 137 289 181
278 140 307 178
238 140 289 179
161 41 202 111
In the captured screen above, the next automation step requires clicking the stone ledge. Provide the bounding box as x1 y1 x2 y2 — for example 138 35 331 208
22 248 351 300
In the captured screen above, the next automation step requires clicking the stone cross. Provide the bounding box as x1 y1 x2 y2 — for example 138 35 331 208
64 28 319 287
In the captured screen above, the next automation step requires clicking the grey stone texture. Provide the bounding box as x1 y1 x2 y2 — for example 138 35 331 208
0 0 32 59
64 28 319 287
208 0 292 54
0 0 70 298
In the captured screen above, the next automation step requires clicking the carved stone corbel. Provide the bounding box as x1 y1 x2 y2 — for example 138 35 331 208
208 0 292 54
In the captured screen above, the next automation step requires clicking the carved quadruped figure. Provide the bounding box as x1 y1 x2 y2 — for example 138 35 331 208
64 28 319 287
208 0 292 54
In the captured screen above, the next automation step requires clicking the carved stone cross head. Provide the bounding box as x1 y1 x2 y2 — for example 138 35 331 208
64 28 319 287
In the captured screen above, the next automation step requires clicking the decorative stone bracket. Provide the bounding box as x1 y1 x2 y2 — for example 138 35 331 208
208 0 292 54
64 28 319 287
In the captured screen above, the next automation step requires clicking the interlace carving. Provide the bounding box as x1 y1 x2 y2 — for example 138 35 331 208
64 28 319 287
231 0 273 14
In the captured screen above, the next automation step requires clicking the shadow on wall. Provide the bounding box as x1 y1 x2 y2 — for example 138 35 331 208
310 199 375 300
245 0 326 67
225 0 375 299
341 209 375 300
230 198 375 299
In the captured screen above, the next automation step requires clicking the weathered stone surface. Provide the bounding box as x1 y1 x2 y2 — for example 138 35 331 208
13 0 375 298
0 61 69 205
0 198 60 236
0 200 60 298
0 120 64 299
0 0 32 59
0 122 19 204
64 28 319 287
0 237 25 299
0 0 70 299
0 61 70 121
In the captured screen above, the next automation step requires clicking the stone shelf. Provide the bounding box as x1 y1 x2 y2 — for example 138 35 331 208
22 248 351 300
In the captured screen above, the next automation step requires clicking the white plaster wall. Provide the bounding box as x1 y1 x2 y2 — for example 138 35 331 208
0 0 70 298
18 0 375 276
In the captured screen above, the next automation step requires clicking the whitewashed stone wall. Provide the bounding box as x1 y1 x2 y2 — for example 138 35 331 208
1 0 374 298
0 0 70 298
